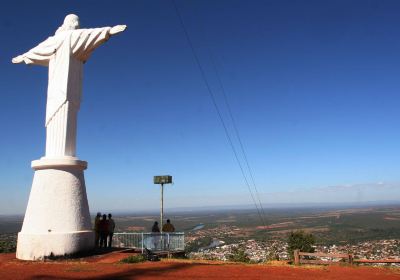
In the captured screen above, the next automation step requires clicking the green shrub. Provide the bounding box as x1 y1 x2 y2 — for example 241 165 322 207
120 254 146 263
228 247 251 263
0 240 16 253
287 230 315 259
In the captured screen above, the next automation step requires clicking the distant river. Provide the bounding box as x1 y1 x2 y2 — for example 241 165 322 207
200 239 224 251
192 223 205 231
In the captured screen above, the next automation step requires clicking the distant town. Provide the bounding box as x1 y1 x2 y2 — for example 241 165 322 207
187 224 400 264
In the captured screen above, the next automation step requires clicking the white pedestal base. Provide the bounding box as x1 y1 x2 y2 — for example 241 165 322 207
16 231 94 260
16 157 94 260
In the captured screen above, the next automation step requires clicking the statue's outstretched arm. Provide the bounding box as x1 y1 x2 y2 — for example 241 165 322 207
12 52 50 66
12 36 58 65
110 25 127 36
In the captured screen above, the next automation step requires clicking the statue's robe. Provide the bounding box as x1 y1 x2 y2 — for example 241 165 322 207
19 27 111 157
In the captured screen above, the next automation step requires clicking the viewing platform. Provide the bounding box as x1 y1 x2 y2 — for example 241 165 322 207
112 232 185 255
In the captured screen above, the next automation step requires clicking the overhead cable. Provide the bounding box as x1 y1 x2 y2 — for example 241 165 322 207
172 0 267 229
209 54 268 227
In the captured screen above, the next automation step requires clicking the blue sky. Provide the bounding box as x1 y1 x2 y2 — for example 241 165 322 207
1 0 400 215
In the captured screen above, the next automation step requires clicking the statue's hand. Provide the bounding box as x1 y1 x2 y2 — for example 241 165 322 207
12 55 25 64
110 25 127 35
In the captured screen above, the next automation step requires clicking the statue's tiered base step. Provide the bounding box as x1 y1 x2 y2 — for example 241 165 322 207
16 157 94 260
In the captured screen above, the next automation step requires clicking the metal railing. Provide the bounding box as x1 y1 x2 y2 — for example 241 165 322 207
113 232 185 253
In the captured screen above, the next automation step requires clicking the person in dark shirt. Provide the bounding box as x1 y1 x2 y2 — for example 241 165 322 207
151 221 160 250
99 214 109 248
94 212 101 247
107 213 115 248
152 221 160 233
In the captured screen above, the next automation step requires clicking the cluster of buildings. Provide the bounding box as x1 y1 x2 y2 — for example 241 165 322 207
316 239 400 261
186 224 244 244
188 239 288 262
187 225 400 264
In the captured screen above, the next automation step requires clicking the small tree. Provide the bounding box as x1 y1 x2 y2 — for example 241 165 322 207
229 247 251 263
266 243 280 261
287 230 315 259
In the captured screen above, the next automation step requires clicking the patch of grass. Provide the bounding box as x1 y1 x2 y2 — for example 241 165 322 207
119 254 146 264
265 260 290 266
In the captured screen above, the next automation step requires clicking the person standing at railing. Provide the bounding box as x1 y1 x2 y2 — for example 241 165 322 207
107 213 115 248
162 219 175 250
151 221 160 250
162 219 175 232
152 221 160 233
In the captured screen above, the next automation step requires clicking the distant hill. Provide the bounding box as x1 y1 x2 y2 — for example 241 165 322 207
0 215 23 234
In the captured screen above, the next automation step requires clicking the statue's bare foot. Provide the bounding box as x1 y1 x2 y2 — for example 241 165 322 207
110 25 127 35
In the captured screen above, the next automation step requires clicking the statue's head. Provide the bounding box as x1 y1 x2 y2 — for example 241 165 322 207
55 14 80 34
63 14 80 29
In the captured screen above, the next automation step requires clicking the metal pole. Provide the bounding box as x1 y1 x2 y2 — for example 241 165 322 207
141 232 144 253
161 183 164 232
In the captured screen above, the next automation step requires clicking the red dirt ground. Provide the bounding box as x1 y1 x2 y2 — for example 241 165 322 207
1 251 400 280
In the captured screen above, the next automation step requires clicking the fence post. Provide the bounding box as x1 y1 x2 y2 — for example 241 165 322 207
294 249 300 265
141 233 144 253
348 254 353 265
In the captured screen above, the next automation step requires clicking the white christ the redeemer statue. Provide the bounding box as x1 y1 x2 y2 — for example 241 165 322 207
13 14 126 158
13 14 126 260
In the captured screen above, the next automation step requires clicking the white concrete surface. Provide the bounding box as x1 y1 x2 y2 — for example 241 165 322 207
17 231 94 260
16 158 94 260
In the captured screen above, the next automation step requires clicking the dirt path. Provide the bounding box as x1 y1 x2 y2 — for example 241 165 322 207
1 253 400 280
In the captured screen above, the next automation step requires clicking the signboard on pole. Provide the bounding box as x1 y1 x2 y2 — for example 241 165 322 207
154 175 172 184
